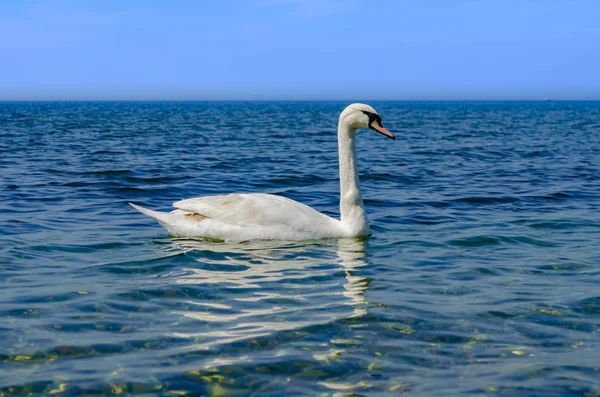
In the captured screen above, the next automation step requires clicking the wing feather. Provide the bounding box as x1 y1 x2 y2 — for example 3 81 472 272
173 193 340 231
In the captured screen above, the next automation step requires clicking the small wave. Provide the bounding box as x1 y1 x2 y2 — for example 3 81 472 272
526 192 573 201
573 296 600 315
452 196 520 205
448 235 556 247
266 174 329 185
528 220 597 230
401 213 457 225
523 150 555 157
91 149 126 155
82 169 132 176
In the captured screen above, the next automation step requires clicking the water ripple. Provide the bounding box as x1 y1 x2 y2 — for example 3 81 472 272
1 101 600 396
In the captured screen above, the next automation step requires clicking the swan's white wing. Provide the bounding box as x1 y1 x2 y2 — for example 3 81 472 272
173 193 341 232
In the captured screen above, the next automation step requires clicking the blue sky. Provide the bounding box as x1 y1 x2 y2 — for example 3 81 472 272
1 0 599 100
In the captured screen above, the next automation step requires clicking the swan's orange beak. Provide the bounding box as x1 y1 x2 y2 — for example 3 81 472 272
370 119 395 140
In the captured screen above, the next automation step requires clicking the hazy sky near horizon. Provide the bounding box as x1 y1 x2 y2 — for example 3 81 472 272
1 0 599 100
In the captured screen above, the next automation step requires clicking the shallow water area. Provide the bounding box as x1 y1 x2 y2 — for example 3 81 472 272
1 101 600 396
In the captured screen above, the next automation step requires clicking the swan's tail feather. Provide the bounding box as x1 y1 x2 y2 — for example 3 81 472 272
129 203 173 226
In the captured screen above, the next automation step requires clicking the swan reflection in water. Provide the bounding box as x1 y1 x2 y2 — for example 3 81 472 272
163 237 370 352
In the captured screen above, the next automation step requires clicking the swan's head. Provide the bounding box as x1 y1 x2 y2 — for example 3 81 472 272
339 103 395 140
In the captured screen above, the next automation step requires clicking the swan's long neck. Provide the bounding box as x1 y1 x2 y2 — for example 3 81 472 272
338 120 369 235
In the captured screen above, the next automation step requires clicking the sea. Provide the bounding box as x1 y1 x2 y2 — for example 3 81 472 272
1 101 599 396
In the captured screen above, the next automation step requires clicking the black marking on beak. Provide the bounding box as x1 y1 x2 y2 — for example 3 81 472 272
361 110 384 130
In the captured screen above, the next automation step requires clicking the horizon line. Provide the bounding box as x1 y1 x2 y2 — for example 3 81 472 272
1 98 599 102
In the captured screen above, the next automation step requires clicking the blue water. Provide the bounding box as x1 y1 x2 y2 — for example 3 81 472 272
1 101 600 396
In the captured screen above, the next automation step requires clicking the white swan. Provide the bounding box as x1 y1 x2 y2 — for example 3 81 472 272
130 103 394 241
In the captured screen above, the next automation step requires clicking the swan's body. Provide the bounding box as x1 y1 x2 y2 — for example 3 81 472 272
130 193 344 241
131 104 394 241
